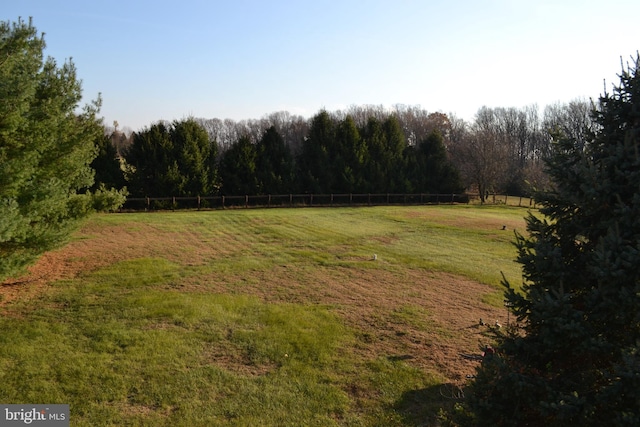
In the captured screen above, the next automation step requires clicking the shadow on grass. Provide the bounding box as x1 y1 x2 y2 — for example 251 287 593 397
394 383 468 426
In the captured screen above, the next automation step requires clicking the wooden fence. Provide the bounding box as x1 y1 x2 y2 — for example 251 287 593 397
119 193 537 211
122 193 467 211
467 193 537 208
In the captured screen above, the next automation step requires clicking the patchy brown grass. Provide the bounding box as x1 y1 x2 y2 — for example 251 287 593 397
1 211 512 387
203 265 505 381
402 205 528 234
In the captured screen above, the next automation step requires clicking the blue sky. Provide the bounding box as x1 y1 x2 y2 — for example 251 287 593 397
5 0 640 131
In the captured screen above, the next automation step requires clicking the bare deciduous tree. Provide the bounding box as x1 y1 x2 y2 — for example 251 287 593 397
450 107 510 202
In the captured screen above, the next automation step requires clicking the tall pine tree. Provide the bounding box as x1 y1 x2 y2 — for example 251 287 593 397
0 18 107 281
406 130 462 194
219 135 259 195
91 132 126 191
464 55 640 426
124 118 216 197
297 111 335 193
255 126 295 194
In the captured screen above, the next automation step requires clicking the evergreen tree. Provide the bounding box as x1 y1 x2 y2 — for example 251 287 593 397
361 117 388 192
464 55 640 426
297 111 335 193
407 130 463 194
333 115 366 193
0 18 109 281
298 112 373 193
381 115 411 193
255 126 295 194
125 122 174 196
218 135 259 195
169 118 218 196
361 116 408 193
124 118 216 197
91 133 126 191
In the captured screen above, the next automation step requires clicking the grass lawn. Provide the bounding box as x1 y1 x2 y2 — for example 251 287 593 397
0 205 531 426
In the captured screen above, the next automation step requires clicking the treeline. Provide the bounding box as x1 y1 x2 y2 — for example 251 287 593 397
96 103 596 201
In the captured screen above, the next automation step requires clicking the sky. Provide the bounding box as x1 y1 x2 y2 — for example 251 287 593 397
5 0 640 131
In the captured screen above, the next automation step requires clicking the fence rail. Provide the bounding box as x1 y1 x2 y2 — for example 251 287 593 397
123 193 466 211
118 193 536 211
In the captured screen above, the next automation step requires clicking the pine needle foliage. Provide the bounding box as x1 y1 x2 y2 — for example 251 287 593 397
0 18 109 281
463 54 640 426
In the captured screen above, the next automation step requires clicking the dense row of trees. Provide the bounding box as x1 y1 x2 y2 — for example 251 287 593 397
97 102 596 201
101 110 464 197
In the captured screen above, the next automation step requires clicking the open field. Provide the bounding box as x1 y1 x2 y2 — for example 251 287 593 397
0 205 531 426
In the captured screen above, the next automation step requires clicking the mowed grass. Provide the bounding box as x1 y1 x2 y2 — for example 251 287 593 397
0 205 531 426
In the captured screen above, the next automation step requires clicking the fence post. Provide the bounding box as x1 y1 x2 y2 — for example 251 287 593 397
123 192 476 211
